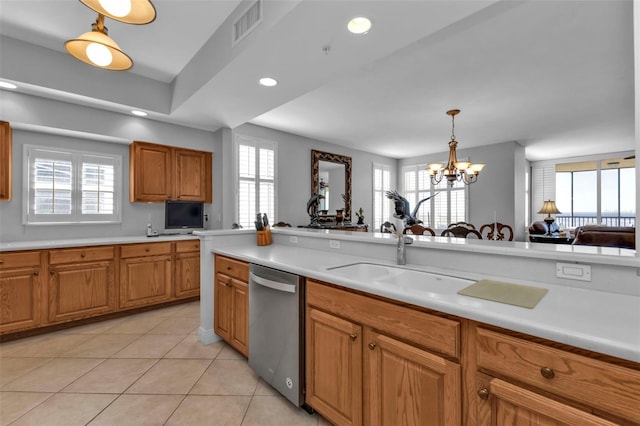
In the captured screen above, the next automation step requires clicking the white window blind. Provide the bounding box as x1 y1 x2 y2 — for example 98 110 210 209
372 163 391 230
402 164 468 230
235 136 276 228
24 146 121 224
530 164 555 221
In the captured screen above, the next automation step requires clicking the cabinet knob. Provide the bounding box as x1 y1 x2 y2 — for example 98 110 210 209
145 248 150 252
349 334 357 341
50 269 55 275
33 271 39 276
477 388 489 400
540 367 555 379
80 252 86 258
368 342 376 350
0 259 4 264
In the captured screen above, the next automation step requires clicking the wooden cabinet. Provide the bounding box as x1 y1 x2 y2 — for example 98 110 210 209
475 326 640 425
174 240 200 299
0 121 12 201
129 141 212 203
0 251 43 333
306 279 461 426
48 246 116 323
129 141 173 202
214 255 249 356
174 148 212 202
119 242 173 309
306 307 363 426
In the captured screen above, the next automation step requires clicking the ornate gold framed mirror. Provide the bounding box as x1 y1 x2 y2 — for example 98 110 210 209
311 150 352 222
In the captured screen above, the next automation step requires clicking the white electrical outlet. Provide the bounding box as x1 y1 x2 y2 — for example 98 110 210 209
329 240 341 249
556 262 591 281
289 236 298 244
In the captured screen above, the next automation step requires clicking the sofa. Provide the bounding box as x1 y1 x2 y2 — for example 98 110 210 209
572 225 636 249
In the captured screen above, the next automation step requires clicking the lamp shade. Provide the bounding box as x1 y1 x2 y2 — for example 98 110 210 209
538 200 561 215
80 0 156 24
65 29 133 70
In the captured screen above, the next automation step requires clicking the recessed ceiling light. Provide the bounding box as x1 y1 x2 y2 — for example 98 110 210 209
258 77 278 87
0 81 17 89
347 17 372 34
131 110 148 117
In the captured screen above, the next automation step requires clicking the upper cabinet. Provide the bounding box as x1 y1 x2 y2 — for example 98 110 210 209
129 141 212 203
0 121 12 201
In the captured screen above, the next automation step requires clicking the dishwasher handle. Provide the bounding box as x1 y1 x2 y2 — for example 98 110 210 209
250 272 297 293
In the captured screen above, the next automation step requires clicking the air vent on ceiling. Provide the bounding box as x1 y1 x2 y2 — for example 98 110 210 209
233 0 262 45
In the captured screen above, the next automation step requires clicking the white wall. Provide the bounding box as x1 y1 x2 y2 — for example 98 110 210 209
0 92 222 242
398 140 527 240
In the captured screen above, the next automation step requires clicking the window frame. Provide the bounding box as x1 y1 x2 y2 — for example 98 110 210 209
372 162 392 231
233 134 278 229
23 144 122 225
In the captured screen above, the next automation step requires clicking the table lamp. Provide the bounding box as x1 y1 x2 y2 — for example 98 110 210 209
538 200 561 235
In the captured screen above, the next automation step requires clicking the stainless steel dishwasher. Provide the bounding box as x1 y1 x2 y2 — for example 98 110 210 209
248 263 304 407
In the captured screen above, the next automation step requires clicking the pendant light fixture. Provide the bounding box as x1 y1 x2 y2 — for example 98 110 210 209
80 0 156 24
65 0 156 70
427 109 485 186
65 14 133 70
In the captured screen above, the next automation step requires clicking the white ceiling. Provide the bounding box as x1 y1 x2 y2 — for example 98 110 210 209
0 0 635 161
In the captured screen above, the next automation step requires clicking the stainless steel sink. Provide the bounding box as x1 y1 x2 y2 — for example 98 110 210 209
326 262 474 293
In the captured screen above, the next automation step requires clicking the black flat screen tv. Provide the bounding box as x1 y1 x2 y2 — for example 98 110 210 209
165 200 204 230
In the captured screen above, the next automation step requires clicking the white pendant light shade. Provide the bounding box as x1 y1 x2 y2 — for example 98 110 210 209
80 0 156 24
65 28 133 70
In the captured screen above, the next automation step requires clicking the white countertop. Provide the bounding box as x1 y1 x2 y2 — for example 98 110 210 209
0 234 199 251
214 243 640 363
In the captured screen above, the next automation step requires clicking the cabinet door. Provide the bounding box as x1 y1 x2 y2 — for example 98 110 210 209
49 260 116 323
174 252 200 299
0 121 12 201
214 273 234 342
231 279 248 356
306 307 363 426
129 141 172 202
476 374 617 426
363 328 461 426
119 255 172 309
0 267 42 333
174 148 211 202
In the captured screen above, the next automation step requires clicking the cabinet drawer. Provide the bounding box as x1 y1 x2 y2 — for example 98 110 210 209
120 242 172 258
476 327 640 423
176 240 200 253
49 246 115 265
215 255 249 282
307 280 460 358
0 251 41 269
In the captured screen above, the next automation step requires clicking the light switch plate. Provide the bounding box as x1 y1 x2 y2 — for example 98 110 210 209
556 262 591 281
329 240 341 249
289 236 298 244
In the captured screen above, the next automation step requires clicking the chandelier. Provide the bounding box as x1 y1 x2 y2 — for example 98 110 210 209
427 109 485 186
65 0 156 71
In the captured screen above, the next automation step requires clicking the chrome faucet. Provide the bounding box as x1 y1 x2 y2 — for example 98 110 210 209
393 230 413 265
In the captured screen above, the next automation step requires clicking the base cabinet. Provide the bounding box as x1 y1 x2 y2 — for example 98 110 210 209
120 242 173 309
476 374 617 426
0 251 43 333
306 280 461 426
48 246 116 323
306 307 363 426
174 240 200 299
214 255 249 356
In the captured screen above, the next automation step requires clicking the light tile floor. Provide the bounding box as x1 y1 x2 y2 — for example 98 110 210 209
0 301 331 426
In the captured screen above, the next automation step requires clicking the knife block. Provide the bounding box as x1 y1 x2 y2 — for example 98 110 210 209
256 229 272 246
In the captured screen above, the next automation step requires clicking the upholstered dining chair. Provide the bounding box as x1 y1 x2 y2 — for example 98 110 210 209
403 224 436 236
441 226 483 239
446 221 476 230
272 221 292 227
479 222 514 241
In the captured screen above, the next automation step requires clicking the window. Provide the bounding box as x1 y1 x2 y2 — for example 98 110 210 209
24 145 121 224
402 165 467 229
372 163 391 230
555 158 635 227
235 135 276 228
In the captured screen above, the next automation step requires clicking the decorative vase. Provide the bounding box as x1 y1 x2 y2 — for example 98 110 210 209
335 209 344 225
